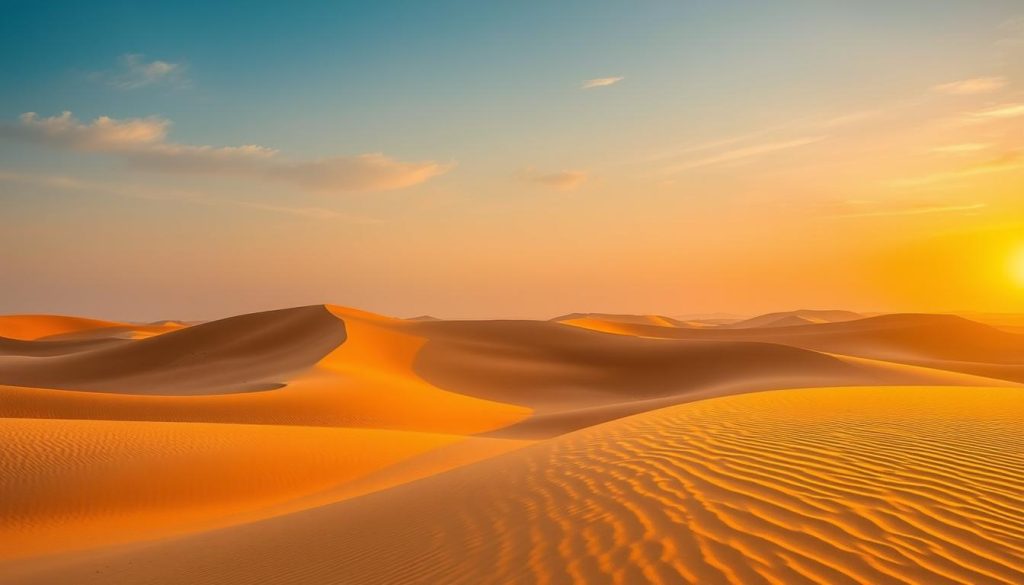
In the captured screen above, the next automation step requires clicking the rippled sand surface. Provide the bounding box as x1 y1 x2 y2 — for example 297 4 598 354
2 306 1022 584
8 386 1021 585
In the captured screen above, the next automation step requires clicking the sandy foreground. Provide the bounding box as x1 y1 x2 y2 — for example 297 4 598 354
1 305 1022 584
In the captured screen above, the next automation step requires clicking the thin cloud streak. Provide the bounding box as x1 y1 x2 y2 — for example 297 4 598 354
932 77 1007 95
664 136 825 174
969 103 1024 119
93 54 189 90
0 112 451 193
581 76 623 89
930 143 993 154
892 153 1024 188
826 202 987 219
0 170 382 223
521 168 589 191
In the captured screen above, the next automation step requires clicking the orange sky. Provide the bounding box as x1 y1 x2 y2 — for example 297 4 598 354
1 3 1022 320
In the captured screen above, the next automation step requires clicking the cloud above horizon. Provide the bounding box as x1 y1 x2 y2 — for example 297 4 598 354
930 143 993 155
93 54 189 90
0 112 452 193
969 103 1024 119
581 77 623 89
824 199 988 219
664 136 825 174
932 76 1008 95
893 152 1024 188
522 168 588 191
0 170 382 222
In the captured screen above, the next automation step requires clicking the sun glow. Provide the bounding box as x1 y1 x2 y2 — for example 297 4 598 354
1012 245 1024 287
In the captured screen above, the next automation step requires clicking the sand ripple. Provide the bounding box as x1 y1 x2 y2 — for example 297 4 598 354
7 386 1021 585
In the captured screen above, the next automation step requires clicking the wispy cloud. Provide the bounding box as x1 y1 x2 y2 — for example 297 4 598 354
0 170 380 222
932 76 1008 95
581 76 623 89
969 103 1024 119
664 136 825 174
0 112 452 193
819 110 882 128
893 152 1024 188
930 143 993 155
521 168 588 191
93 54 189 90
826 201 987 219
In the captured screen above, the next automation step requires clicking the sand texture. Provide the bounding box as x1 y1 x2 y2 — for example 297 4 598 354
1 306 1022 583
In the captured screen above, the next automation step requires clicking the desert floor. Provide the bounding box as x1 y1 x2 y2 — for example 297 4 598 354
1 305 1022 584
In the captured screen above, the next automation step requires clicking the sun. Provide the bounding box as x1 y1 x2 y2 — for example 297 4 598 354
1012 245 1024 287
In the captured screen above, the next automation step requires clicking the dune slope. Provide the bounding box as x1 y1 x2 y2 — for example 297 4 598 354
0 315 128 341
560 313 1024 368
0 417 528 560
6 386 1020 585
0 305 347 395
405 318 1017 436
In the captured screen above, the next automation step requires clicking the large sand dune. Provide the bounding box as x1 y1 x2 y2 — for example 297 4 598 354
5 386 1021 585
0 305 346 395
1 306 1022 583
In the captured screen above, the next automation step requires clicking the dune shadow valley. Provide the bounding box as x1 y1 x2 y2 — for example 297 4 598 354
1 305 1022 584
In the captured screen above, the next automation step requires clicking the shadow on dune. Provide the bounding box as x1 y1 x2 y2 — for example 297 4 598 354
0 306 346 395
405 317 1017 437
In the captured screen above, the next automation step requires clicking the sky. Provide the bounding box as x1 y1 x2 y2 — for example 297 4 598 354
1 0 1022 321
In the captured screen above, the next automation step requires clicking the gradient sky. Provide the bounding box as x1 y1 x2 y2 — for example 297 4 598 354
1 0 1022 321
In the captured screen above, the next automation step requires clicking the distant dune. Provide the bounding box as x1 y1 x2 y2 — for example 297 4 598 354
560 312 1024 377
553 313 687 327
723 309 864 328
0 314 185 341
1 306 1022 583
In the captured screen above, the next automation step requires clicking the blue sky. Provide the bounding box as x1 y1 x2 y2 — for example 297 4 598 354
1 1 1022 319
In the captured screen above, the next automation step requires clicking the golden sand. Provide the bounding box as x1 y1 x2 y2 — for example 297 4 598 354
1 306 1022 584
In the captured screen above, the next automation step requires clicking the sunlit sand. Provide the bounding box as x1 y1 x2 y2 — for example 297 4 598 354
1 306 1022 584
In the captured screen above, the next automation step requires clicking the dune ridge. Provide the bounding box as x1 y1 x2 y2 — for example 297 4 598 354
0 305 347 395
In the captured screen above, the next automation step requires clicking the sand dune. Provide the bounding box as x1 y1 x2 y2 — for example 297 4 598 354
0 314 184 341
2 306 1022 583
6 386 1020 585
6 306 1004 437
0 305 346 395
558 310 864 332
0 306 529 434
0 416 526 560
724 309 864 329
0 336 130 358
561 313 1024 377
554 313 686 328
404 317 1017 436
0 305 535 565
0 315 130 341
